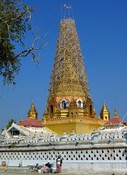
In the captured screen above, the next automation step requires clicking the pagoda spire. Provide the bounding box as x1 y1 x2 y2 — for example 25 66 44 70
49 17 90 99
114 107 119 118
28 101 38 119
42 12 99 135
100 102 110 121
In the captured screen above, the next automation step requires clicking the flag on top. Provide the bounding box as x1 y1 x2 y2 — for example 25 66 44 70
64 4 72 9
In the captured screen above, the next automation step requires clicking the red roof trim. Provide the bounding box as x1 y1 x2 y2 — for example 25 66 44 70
105 117 123 125
20 118 44 127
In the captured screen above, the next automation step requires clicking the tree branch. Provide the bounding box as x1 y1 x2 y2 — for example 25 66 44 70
15 34 48 61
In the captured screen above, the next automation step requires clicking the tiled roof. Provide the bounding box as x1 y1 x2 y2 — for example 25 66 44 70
105 117 123 125
20 118 44 127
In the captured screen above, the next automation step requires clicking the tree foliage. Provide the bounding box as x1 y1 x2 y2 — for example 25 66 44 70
5 119 16 129
0 0 45 85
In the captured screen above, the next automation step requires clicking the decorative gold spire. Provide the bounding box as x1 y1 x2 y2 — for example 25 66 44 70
100 102 110 121
49 18 90 99
102 102 108 111
114 107 119 118
28 101 38 119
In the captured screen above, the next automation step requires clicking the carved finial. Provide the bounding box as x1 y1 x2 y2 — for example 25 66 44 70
102 102 108 111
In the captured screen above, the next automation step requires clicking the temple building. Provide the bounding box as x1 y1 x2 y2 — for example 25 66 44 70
41 15 108 134
0 6 127 172
17 10 125 135
104 107 126 128
17 102 55 137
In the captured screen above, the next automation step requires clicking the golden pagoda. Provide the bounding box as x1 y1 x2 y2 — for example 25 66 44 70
100 102 110 121
19 101 38 125
28 101 38 119
42 11 107 134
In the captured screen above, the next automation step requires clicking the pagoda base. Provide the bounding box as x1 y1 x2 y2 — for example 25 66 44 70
42 117 105 135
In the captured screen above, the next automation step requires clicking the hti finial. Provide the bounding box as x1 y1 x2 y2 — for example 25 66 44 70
63 4 74 19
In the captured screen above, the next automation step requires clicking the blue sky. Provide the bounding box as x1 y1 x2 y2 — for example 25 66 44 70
0 0 127 130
